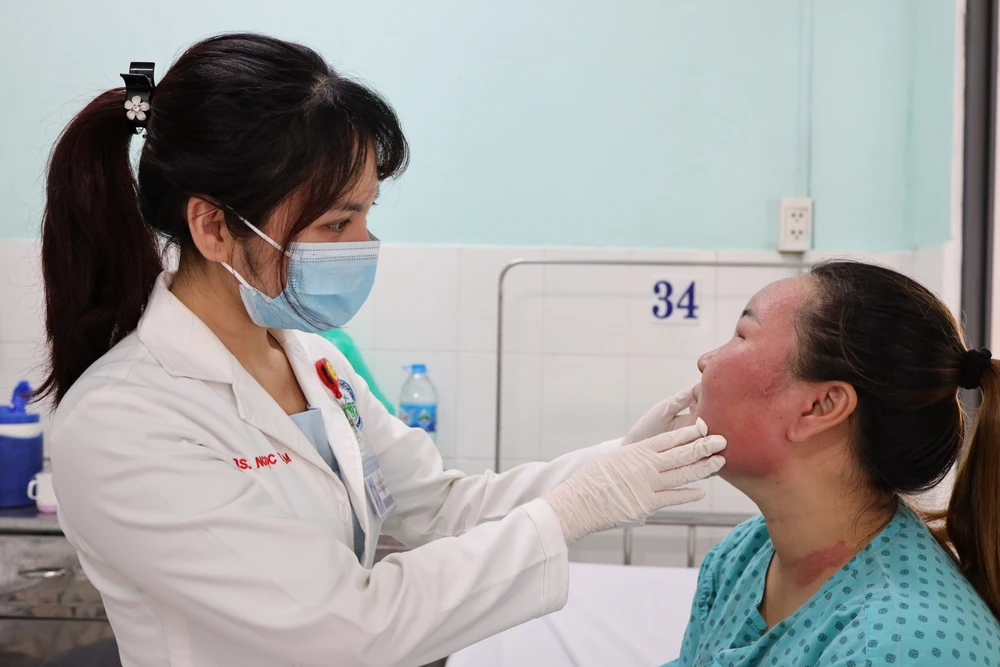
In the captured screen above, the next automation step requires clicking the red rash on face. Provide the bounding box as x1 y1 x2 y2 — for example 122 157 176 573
789 540 853 587
695 277 813 479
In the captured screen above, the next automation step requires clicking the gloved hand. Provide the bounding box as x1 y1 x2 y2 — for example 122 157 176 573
544 419 725 545
623 385 700 447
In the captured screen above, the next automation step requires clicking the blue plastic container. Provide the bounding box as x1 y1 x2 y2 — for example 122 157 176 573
0 381 44 508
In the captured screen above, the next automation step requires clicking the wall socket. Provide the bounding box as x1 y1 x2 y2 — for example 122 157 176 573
778 197 813 252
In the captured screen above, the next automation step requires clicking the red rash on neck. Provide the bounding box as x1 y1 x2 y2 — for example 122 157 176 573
789 540 853 587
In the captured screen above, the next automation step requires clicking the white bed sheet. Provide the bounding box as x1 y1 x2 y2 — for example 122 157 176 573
448 563 699 667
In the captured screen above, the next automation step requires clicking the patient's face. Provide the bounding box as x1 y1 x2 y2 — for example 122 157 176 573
696 276 812 478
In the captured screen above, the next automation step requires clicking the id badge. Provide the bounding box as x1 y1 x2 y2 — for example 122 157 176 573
362 455 396 520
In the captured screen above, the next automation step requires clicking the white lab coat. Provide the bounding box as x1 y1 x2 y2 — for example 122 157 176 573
50 273 618 667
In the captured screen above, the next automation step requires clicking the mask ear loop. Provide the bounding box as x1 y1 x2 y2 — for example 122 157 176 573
232 212 293 258
220 261 253 288
219 210 293 289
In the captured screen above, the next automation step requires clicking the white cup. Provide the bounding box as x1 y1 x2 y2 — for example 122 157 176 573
27 471 57 514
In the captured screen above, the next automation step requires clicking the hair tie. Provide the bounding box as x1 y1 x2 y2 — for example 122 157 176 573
959 348 993 390
120 62 156 134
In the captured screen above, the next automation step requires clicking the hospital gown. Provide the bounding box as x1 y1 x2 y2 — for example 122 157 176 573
663 504 1000 666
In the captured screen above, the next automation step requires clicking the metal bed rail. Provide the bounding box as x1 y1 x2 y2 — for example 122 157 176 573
624 510 756 568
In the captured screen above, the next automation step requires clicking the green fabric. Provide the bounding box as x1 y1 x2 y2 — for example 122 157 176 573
664 505 1000 667
319 329 395 415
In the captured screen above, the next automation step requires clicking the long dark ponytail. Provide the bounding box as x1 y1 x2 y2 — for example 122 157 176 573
40 90 161 403
39 33 408 404
937 361 1000 620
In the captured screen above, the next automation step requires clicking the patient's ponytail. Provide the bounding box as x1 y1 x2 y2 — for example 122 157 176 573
39 89 161 404
938 359 1000 619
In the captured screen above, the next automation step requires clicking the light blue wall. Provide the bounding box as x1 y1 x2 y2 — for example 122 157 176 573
910 0 960 249
810 0 957 250
0 0 956 250
811 0 913 250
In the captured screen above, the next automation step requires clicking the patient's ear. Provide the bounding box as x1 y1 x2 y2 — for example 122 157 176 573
787 382 856 442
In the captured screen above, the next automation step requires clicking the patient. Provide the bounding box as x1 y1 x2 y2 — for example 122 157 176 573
663 261 1000 666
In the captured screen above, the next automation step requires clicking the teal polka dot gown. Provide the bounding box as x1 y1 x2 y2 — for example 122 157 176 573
661 505 1000 666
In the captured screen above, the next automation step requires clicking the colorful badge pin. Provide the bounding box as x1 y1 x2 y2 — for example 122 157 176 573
315 358 343 400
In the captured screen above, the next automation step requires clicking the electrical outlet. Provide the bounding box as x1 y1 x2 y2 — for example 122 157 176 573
778 197 813 252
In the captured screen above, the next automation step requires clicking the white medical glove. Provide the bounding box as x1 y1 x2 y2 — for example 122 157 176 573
544 419 725 545
623 385 700 447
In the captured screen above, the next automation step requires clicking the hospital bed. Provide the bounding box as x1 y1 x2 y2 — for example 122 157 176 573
446 511 753 667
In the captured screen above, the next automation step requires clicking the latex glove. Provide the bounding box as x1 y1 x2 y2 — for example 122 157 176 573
623 385 700 447
544 419 725 545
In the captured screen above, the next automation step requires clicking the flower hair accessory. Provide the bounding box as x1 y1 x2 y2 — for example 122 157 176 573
124 96 149 122
120 62 155 133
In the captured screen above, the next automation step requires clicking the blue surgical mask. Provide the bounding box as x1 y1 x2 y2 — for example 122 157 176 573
221 215 379 333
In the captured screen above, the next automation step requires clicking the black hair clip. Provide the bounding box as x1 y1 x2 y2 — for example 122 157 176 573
120 62 156 133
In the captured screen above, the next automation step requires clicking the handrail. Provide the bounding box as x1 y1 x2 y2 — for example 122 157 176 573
629 510 757 567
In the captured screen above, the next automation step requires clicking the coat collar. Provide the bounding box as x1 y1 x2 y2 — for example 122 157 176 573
136 273 327 468
137 272 239 384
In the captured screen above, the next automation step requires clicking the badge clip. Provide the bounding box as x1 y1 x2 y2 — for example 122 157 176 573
316 358 343 400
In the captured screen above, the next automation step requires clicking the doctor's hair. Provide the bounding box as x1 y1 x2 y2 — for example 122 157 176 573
39 33 408 404
792 260 1000 621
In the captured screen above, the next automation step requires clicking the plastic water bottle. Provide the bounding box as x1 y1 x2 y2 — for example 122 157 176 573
0 381 44 509
398 364 438 442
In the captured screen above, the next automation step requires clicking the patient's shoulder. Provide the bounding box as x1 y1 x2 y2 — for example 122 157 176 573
863 510 1000 664
812 506 1000 665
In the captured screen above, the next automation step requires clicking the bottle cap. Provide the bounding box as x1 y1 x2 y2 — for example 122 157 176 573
0 381 40 424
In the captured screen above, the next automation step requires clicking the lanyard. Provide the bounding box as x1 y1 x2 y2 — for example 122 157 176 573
315 357 395 520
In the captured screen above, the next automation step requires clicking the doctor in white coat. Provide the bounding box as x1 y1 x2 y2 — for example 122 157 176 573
40 34 726 667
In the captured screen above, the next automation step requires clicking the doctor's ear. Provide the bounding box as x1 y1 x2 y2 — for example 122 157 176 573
186 197 234 263
787 382 857 443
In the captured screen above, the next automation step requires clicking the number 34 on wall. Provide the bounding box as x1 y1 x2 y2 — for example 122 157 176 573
652 280 698 320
